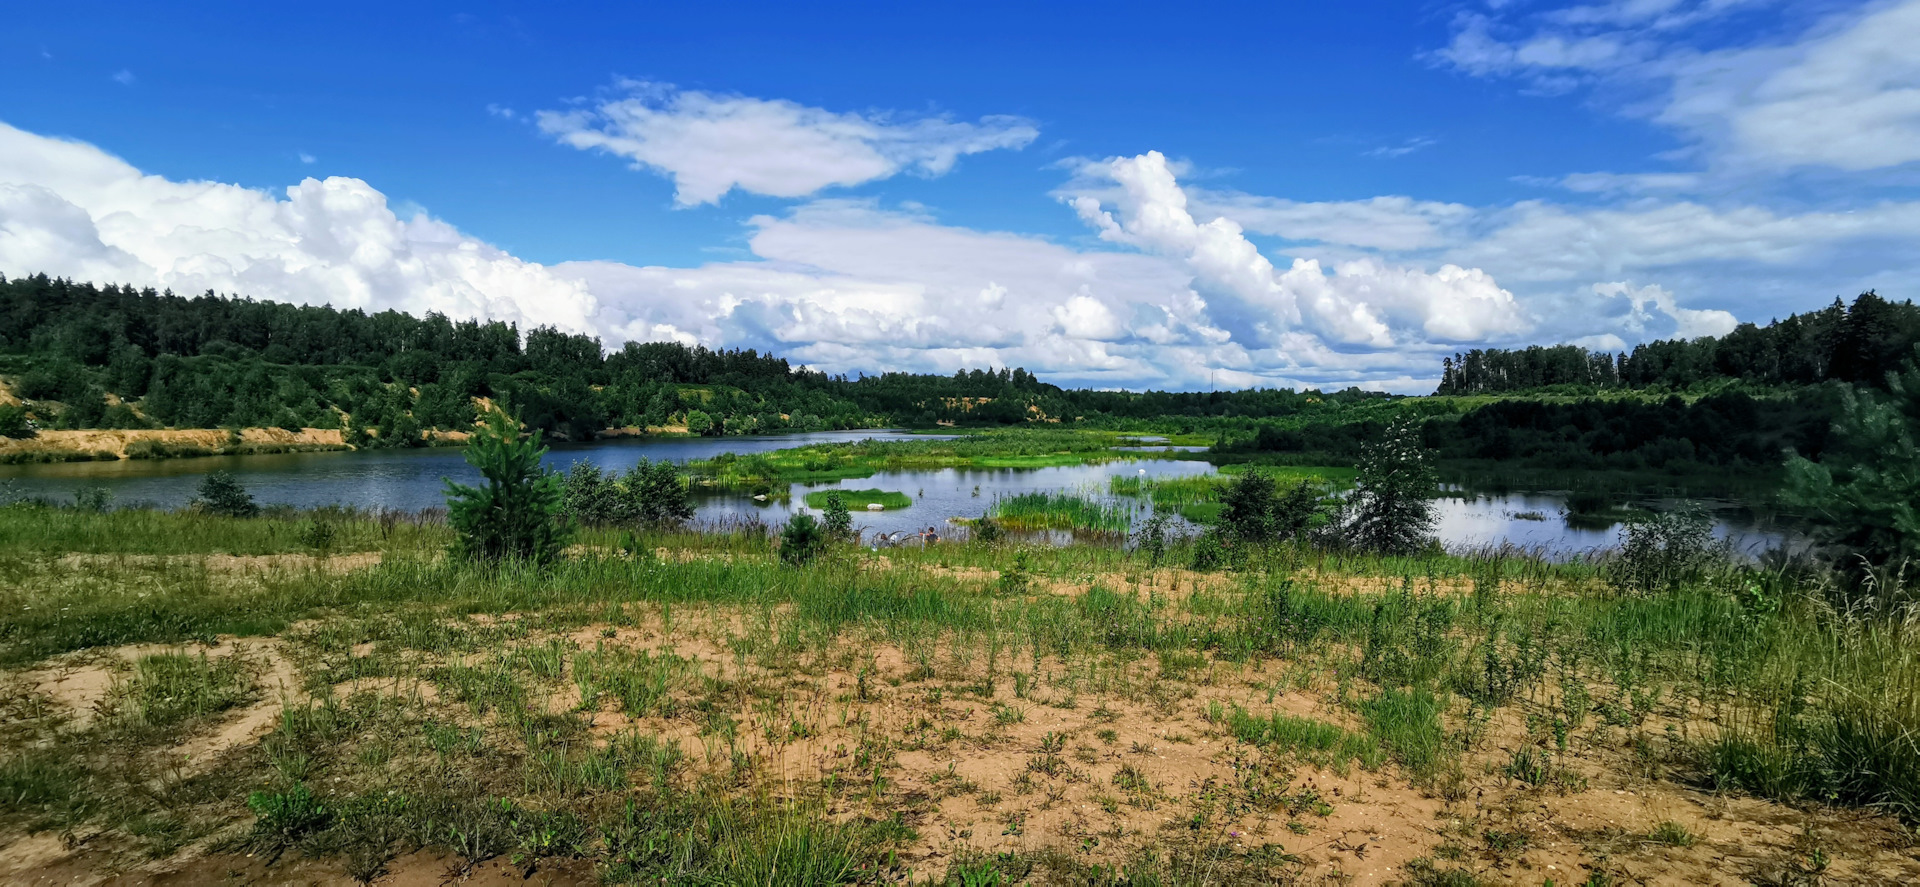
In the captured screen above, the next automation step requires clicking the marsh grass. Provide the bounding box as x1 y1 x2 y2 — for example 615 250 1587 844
989 492 1131 535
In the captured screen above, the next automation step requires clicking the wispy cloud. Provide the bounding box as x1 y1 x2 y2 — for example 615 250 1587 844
535 80 1039 206
1364 137 1437 159
111 69 135 86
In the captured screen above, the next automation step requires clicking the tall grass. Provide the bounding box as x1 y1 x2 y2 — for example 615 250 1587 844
987 492 1131 535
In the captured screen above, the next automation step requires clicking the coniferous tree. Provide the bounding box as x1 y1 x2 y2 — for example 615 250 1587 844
1784 345 1920 582
444 411 570 564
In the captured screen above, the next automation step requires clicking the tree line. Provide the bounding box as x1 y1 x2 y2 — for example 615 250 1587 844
1437 292 1920 395
0 273 1410 439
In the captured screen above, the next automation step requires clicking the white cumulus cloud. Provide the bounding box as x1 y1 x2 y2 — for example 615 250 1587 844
1065 151 1531 347
0 122 600 335
535 81 1038 206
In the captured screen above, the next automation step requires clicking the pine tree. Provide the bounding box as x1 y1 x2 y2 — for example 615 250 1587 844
1784 345 1920 582
444 411 571 564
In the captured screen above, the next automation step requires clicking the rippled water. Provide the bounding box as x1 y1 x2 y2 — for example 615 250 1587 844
0 430 1800 557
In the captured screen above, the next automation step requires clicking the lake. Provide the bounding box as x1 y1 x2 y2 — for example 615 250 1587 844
0 430 1800 558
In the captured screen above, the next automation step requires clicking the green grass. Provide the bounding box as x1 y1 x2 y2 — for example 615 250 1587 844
0 502 446 556
1225 707 1384 772
5 499 1920 881
802 488 911 510
685 427 1142 492
986 492 1131 535
109 651 255 734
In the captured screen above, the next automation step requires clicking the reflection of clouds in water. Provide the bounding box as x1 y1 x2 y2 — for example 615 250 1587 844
713 460 1219 541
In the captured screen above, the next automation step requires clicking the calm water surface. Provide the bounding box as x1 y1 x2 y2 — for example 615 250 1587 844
0 431 1800 557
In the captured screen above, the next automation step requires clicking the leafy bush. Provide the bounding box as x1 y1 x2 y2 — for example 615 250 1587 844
972 513 1003 545
1334 418 1437 554
820 491 853 541
1607 507 1719 594
1785 345 1920 592
779 513 827 566
196 470 259 517
0 403 33 438
445 411 571 564
562 459 693 528
299 519 338 553
73 484 112 513
1218 468 1321 544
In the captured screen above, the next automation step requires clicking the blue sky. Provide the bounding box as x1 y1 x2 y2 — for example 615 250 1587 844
3 1 1916 391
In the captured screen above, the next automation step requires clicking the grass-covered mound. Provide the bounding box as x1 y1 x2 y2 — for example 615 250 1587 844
802 488 911 510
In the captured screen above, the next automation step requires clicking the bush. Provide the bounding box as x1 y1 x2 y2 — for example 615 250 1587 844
779 513 827 566
444 411 571 564
973 513 1003 545
1335 418 1437 554
73 485 112 513
299 519 338 553
1784 346 1920 590
196 470 258 517
0 403 34 438
561 458 693 528
1219 469 1321 544
821 491 853 541
1607 507 1718 594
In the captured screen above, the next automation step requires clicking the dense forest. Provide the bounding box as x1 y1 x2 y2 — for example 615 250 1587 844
1437 292 1920 395
0 274 1390 442
1221 389 1838 472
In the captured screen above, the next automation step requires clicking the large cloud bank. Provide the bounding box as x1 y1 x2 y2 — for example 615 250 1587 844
0 117 1791 392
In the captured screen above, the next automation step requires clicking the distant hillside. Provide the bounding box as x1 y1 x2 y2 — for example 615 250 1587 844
0 273 1391 443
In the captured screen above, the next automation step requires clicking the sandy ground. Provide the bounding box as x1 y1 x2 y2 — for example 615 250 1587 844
3 556 1917 884
0 427 347 458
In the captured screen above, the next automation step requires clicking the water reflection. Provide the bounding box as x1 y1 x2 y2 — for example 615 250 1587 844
0 432 1804 558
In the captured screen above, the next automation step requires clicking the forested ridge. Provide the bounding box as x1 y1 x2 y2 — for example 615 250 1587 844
0 273 1393 442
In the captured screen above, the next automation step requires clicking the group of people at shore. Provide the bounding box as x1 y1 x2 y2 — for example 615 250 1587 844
870 526 941 548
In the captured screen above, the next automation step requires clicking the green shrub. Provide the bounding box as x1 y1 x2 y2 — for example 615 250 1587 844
195 470 258 517
820 491 853 541
73 484 113 513
1608 508 1718 594
1334 418 1437 554
779 513 827 566
561 459 693 528
0 403 33 438
973 513 1003 545
444 411 571 565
